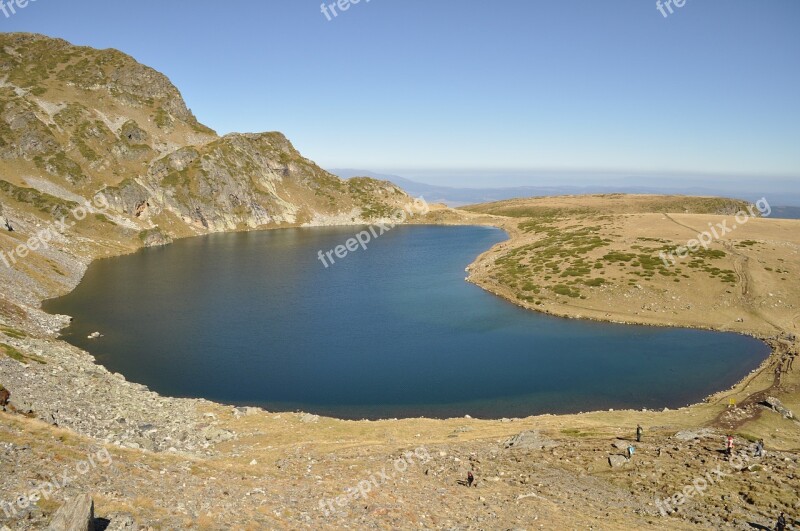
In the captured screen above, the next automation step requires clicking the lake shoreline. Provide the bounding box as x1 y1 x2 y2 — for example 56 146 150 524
19 207 787 426
43 222 773 421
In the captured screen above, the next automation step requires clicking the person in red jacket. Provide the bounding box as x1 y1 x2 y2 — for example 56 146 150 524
725 435 734 457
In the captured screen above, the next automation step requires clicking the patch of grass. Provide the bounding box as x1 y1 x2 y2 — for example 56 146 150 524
33 152 86 183
0 327 27 340
1 343 46 364
736 432 759 443
552 284 581 298
603 251 637 263
36 496 61 514
582 278 606 287
561 428 593 438
1 343 26 362
0 180 77 216
521 282 540 293
154 108 173 129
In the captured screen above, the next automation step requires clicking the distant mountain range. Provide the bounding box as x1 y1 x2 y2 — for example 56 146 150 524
330 169 800 219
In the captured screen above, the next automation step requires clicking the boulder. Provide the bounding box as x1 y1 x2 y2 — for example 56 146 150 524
202 426 235 443
299 413 320 423
763 397 794 419
233 406 260 418
0 203 12 231
47 493 95 531
674 428 717 441
103 513 136 530
608 455 627 468
504 430 558 451
8 397 33 415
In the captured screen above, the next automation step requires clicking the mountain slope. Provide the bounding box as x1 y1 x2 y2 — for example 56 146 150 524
0 33 411 237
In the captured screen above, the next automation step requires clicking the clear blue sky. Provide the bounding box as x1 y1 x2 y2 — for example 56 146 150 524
2 1 799 186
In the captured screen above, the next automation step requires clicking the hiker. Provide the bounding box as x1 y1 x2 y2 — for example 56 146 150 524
467 471 474 487
627 445 635 460
725 435 734 457
636 424 643 443
775 512 786 531
755 438 764 458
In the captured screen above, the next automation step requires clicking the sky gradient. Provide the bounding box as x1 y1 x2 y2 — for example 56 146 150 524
2 1 799 185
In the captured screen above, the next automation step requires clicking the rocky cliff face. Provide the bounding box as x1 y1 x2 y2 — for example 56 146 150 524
0 33 411 239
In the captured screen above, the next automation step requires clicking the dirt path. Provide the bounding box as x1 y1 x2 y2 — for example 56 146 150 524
662 212 702 235
725 240 751 297
662 213 784 333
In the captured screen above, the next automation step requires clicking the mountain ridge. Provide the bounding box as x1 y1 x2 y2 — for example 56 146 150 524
0 32 414 239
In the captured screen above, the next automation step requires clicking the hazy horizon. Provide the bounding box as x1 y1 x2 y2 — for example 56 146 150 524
332 168 800 189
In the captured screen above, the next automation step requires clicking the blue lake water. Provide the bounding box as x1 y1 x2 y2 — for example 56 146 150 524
44 225 770 419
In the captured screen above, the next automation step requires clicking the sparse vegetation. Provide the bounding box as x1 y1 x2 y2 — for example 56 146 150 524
0 326 27 340
1 343 46 364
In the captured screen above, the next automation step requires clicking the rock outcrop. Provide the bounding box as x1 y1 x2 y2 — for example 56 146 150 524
0 203 12 231
46 494 95 531
504 430 558 450
763 396 795 419
0 32 415 241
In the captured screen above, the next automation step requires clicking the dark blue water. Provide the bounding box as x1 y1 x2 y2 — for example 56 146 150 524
44 225 769 419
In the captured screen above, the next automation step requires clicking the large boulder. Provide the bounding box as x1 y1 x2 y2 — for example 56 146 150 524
763 397 794 419
608 455 628 468
612 440 630 451
0 203 13 231
47 494 95 531
504 430 558 451
673 428 717 441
